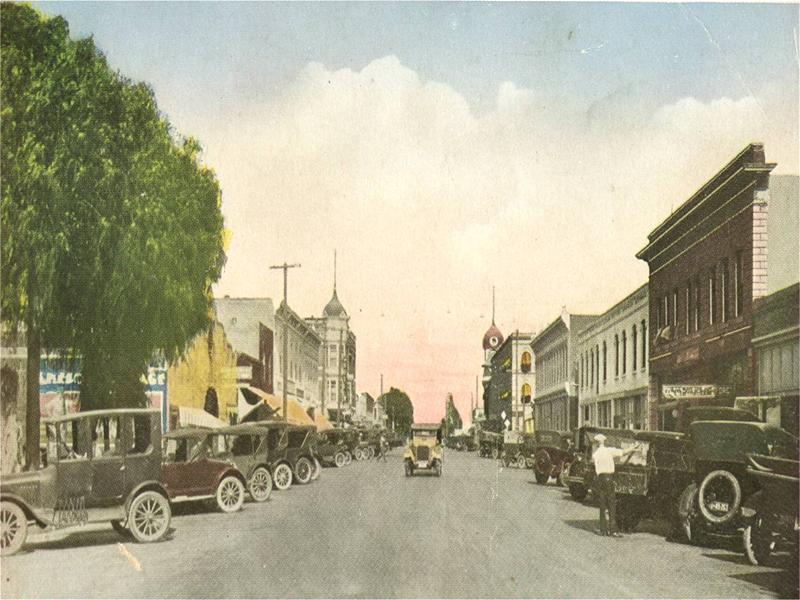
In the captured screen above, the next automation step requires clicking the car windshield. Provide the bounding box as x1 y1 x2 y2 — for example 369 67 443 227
413 431 437 441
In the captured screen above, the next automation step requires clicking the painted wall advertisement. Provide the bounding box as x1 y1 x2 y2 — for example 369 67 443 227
39 357 169 431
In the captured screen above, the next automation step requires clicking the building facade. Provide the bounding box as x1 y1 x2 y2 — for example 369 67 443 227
531 310 597 432
576 284 649 430
306 284 357 423
274 302 322 412
214 297 276 395
167 319 238 426
636 144 775 431
481 312 505 421
485 333 534 431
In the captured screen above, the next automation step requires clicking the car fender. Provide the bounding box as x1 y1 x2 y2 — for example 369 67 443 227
216 468 247 488
0 492 48 527
124 481 170 512
249 463 272 479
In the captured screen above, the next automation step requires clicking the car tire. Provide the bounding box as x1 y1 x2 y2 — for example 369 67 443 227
491 447 499 460
557 465 570 487
368 447 375 459
311 458 322 481
677 483 706 545
355 448 364 461
516 455 526 470
698 469 741 524
273 463 293 490
404 461 413 477
294 457 313 484
0 501 28 556
249 467 273 502
127 491 171 543
334 452 346 468
344 452 352 466
216 476 245 513
534 470 550 485
568 484 587 502
433 461 442 477
743 514 775 566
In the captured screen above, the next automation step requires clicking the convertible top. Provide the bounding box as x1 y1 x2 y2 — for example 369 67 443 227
411 423 441 431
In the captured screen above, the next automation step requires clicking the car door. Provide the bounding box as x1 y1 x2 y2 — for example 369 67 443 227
88 416 126 507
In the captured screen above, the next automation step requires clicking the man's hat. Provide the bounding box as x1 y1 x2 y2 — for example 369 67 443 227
594 433 607 442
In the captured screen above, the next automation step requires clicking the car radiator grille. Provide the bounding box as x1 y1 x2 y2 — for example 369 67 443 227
416 446 430 461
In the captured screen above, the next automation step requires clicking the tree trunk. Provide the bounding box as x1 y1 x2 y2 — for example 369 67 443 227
25 318 40 470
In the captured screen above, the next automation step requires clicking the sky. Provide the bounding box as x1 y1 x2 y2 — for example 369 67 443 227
38 2 800 424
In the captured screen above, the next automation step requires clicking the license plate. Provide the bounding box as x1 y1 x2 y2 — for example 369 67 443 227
417 461 428 469
709 501 729 513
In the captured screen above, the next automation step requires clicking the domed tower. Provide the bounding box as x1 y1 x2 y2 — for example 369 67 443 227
482 287 504 361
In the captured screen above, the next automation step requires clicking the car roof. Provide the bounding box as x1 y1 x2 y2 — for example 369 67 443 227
43 408 159 424
218 423 273 435
411 423 441 431
164 427 215 439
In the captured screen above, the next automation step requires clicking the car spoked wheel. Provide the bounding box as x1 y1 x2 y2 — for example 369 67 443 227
0 501 27 556
344 452 352 466
273 463 293 490
516 455 526 470
354 448 363 461
368 447 375 459
216 476 245 513
699 470 741 524
433 461 442 477
677 483 706 545
743 514 775 566
491 447 499 460
311 458 322 481
334 452 346 468
294 457 313 484
249 467 273 502
128 491 171 543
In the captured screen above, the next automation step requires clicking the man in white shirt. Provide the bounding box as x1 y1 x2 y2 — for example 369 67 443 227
592 433 639 537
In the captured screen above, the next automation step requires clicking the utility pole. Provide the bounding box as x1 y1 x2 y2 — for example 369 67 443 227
380 373 384 429
270 262 301 422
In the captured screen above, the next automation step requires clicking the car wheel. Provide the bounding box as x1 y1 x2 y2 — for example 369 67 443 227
516 455 526 470
294 457 313 484
404 461 413 477
677 483 706 545
0 501 28 556
491 447 499 460
568 484 587 502
128 491 171 543
557 465 570 487
273 463 293 490
743 514 775 566
334 452 346 468
368 447 375 459
534 470 550 485
216 476 245 513
698 470 741 524
355 448 364 461
344 452 352 466
433 461 442 477
311 458 322 481
249 467 273 502
111 520 133 539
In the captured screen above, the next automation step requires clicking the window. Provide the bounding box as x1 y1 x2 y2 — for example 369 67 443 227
721 258 729 322
708 267 717 325
685 282 692 335
621 331 627 375
590 348 594 387
632 325 637 370
694 277 701 331
614 335 619 377
672 289 678 329
92 416 122 458
520 352 532 374
602 342 607 382
521 383 531 403
734 250 744 317
129 415 152 455
640 320 647 370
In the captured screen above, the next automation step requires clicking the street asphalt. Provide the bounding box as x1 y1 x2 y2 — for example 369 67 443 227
2 448 797 598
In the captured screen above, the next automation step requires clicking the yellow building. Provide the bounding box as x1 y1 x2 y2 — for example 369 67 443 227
167 320 238 427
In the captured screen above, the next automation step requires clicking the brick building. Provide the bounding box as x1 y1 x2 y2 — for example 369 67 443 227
636 144 775 430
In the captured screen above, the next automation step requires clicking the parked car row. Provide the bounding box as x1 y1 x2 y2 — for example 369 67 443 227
0 408 378 556
560 406 798 567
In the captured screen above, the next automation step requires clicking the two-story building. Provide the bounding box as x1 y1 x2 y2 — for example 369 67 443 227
274 301 322 413
576 284 649 429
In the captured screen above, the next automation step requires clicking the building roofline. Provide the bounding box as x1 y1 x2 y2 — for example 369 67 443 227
576 283 648 337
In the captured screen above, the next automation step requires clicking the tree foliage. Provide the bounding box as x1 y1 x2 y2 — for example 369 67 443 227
442 394 462 435
1 4 226 418
378 387 414 436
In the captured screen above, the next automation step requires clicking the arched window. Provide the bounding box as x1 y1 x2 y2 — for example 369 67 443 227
520 351 532 374
632 325 638 371
641 320 647 370
521 383 531 403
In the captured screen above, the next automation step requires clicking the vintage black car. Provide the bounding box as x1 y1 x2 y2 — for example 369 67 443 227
478 430 503 459
216 423 278 502
447 433 476 452
565 426 637 502
741 452 799 566
284 424 320 485
501 431 536 469
315 428 351 467
531 430 575 485
1 409 171 556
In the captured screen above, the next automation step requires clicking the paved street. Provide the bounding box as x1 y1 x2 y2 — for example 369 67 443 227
2 449 797 599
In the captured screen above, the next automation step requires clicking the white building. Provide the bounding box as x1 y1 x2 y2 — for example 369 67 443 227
274 302 322 412
576 284 649 429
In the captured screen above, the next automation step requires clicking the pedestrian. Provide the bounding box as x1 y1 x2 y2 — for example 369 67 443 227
592 433 639 538
377 433 387 462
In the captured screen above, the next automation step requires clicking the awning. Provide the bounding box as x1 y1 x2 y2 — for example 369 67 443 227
238 386 314 426
314 411 334 432
177 406 227 429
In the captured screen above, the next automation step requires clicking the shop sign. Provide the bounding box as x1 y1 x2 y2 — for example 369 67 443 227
662 384 732 400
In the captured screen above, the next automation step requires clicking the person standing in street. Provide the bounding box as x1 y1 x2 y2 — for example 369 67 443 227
377 433 388 462
592 433 639 538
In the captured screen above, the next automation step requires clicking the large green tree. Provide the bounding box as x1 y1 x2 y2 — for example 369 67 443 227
1 5 225 467
442 394 462 436
379 387 414 436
